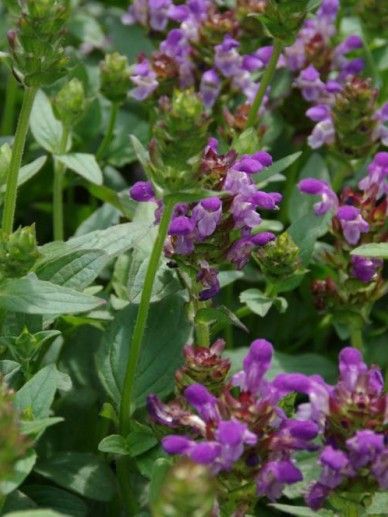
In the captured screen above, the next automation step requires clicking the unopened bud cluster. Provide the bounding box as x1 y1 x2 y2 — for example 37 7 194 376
53 78 86 128
100 52 131 105
0 225 40 281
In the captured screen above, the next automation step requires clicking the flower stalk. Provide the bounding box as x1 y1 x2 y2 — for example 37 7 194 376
96 103 119 162
53 127 69 241
2 86 37 234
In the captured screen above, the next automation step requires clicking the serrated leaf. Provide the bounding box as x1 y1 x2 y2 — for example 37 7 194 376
350 243 388 259
55 153 103 185
0 276 104 314
30 90 63 154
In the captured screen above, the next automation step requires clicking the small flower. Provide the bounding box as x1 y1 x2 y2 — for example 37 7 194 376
192 197 222 238
350 255 383 283
298 178 338 215
199 69 221 109
130 181 155 202
130 59 159 101
336 205 369 245
295 65 325 102
257 460 303 501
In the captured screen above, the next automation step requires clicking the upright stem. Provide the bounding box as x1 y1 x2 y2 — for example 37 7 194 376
195 300 210 347
119 198 175 436
96 102 118 162
246 40 283 129
2 86 37 234
350 328 363 351
53 127 69 241
1 74 18 136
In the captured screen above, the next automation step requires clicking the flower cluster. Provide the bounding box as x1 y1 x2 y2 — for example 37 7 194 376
273 0 388 154
298 152 387 285
131 138 279 299
124 0 275 116
275 347 387 510
148 338 319 509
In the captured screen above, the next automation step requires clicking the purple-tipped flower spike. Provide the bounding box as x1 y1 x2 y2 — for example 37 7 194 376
200 69 221 110
130 181 155 202
346 430 384 469
336 205 369 245
298 178 338 215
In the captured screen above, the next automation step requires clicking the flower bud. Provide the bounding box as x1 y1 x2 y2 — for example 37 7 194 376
151 90 210 193
0 378 29 486
253 232 302 282
260 0 310 45
152 459 216 517
0 225 40 281
6 0 70 86
332 77 378 158
53 78 86 128
175 340 231 396
100 52 131 104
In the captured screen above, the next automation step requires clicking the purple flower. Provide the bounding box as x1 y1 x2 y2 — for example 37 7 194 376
189 442 221 464
192 197 222 238
122 0 148 26
197 262 220 301
148 0 173 31
319 446 352 489
372 449 388 489
298 178 338 215
169 216 195 236
308 118 335 149
199 69 221 109
306 104 331 122
295 65 325 102
305 483 330 511
130 181 154 202
130 59 158 100
215 36 242 77
232 339 273 395
346 430 384 469
162 435 192 454
336 205 369 245
226 237 255 269
359 152 388 198
250 191 282 210
351 255 383 283
251 232 276 247
184 383 219 422
257 460 302 501
215 420 257 470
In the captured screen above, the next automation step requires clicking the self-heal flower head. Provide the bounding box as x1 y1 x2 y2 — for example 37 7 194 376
256 460 303 501
298 178 338 215
336 205 369 245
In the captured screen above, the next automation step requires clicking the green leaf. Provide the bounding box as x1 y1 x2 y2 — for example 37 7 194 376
254 151 302 186
30 90 63 154
0 276 104 314
232 128 260 154
149 458 173 504
288 153 330 223
69 13 105 46
350 243 388 259
0 450 37 495
96 294 191 408
367 492 388 515
240 288 273 317
34 453 116 502
14 365 69 418
0 156 47 193
130 135 151 177
23 485 88 517
288 212 332 265
4 511 62 517
54 153 103 185
0 360 21 384
36 249 109 291
270 504 334 516
20 417 64 436
98 435 128 456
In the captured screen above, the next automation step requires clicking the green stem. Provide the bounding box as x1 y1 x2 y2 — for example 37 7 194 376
195 302 210 347
96 102 118 162
350 328 363 351
119 198 175 436
1 74 18 136
224 284 234 348
245 40 283 129
116 458 138 516
211 306 251 338
53 127 69 241
2 86 37 234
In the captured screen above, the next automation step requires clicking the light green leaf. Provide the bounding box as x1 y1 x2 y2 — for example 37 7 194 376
55 153 103 185
0 450 37 495
0 156 47 193
0 276 104 314
96 294 191 408
14 365 69 418
270 504 334 516
34 453 116 502
350 243 388 259
240 288 273 317
20 417 64 436
0 360 21 384
30 90 63 154
4 512 63 517
288 212 332 265
149 459 173 504
36 249 109 291
367 492 388 515
98 435 128 456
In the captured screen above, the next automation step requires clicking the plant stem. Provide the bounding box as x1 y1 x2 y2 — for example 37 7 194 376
2 86 37 234
96 102 118 162
211 305 251 338
195 302 210 347
1 74 18 136
53 127 69 241
350 328 363 351
119 198 175 436
245 40 283 129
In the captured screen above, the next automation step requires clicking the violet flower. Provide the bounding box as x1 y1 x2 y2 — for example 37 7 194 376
336 205 369 245
351 255 383 283
298 178 338 215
